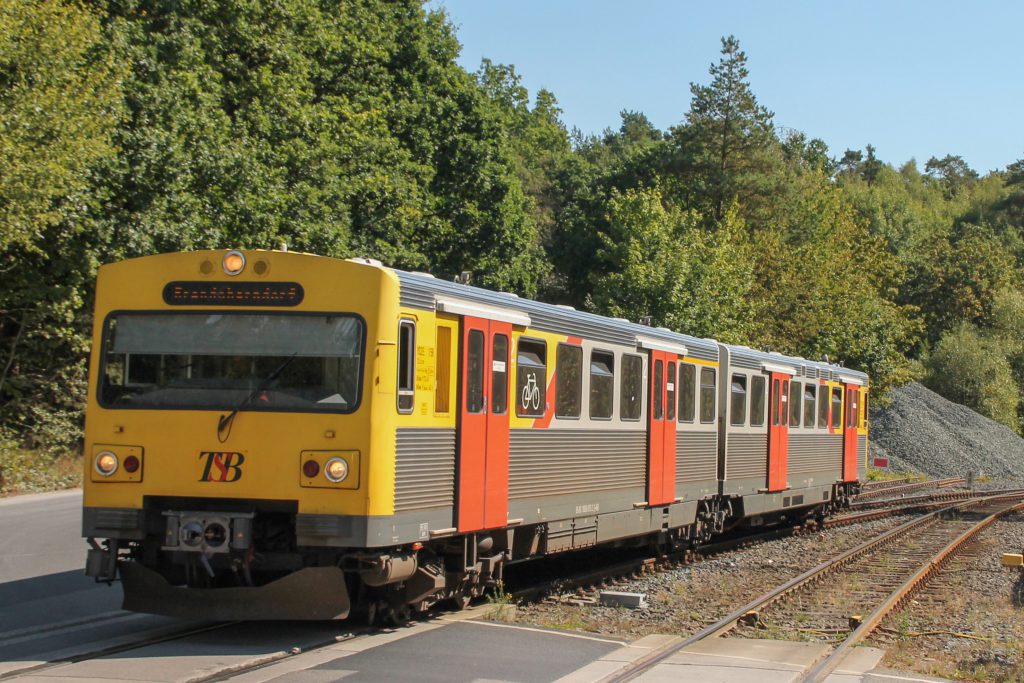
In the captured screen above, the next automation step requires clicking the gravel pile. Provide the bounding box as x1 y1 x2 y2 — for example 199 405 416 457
870 382 1024 483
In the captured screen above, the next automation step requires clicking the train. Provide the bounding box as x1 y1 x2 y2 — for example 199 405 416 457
82 249 869 622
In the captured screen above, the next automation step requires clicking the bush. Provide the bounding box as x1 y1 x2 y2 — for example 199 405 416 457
923 323 1021 433
0 428 81 495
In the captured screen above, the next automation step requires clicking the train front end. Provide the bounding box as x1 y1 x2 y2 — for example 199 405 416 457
82 250 398 620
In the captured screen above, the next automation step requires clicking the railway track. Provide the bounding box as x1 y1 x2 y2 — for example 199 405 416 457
853 477 966 501
598 490 1024 683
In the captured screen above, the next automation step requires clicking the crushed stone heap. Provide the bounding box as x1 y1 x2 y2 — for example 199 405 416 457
868 381 1024 482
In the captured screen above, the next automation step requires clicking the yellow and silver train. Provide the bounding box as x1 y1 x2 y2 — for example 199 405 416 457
83 249 869 621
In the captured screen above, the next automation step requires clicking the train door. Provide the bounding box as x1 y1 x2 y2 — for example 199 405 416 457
842 385 859 481
767 372 790 492
457 316 511 532
646 350 677 506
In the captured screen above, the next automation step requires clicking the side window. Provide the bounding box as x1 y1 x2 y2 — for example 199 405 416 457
831 386 842 429
861 390 869 428
847 389 857 429
555 344 583 419
803 383 816 428
789 380 801 427
516 339 546 418
397 320 415 413
589 350 614 419
620 354 643 421
730 374 747 427
680 363 696 422
434 325 452 414
492 334 509 414
466 330 485 414
771 378 780 426
653 360 664 420
818 384 829 429
666 361 676 421
699 368 716 423
781 379 789 426
750 375 766 427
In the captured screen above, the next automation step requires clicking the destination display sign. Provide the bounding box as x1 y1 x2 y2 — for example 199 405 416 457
162 281 304 307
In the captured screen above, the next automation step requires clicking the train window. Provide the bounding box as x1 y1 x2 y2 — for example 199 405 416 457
434 325 452 414
99 312 365 413
589 350 614 419
466 330 485 414
680 363 696 422
781 379 789 426
803 384 816 428
666 361 676 421
653 360 664 420
818 385 829 428
750 375 766 427
730 374 747 427
789 380 801 427
771 378 780 426
492 334 509 414
847 389 857 429
831 386 842 429
861 391 869 428
620 354 643 421
516 339 547 418
397 320 415 413
699 368 716 423
556 343 583 419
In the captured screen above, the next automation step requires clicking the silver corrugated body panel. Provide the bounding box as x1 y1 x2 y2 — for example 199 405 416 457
676 431 717 483
393 271 719 362
788 433 843 475
394 427 456 512
857 434 867 480
726 433 768 480
509 429 645 500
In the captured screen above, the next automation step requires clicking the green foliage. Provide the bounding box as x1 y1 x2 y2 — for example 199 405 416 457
924 324 1021 432
588 188 759 343
0 0 123 253
0 428 82 494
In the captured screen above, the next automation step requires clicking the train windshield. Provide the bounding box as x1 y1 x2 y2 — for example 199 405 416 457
99 312 364 413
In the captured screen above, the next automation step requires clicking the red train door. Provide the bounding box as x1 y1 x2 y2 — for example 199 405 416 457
767 372 790 492
646 350 677 506
457 316 511 532
842 385 859 481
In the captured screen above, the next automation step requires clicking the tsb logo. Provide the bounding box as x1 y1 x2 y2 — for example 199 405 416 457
198 452 245 482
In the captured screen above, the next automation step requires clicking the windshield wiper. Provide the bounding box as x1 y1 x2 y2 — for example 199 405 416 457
217 353 297 442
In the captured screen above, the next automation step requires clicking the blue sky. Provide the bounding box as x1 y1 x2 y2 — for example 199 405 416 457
430 1 1023 174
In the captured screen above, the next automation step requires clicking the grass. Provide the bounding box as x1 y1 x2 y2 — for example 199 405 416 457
0 446 81 496
485 581 517 623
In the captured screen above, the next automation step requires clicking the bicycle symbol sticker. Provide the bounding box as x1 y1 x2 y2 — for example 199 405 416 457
521 373 541 411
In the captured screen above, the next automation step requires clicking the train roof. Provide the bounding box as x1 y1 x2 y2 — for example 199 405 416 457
720 343 868 385
388 266 721 363
384 263 867 382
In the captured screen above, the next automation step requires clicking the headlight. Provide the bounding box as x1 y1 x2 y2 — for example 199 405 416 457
94 451 118 476
222 250 246 275
324 457 349 483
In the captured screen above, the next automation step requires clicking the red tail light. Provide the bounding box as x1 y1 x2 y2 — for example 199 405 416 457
302 460 320 478
123 455 140 473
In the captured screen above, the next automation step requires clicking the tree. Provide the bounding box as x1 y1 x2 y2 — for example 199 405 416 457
0 0 123 253
924 323 1021 432
925 154 978 198
669 35 777 222
588 188 759 343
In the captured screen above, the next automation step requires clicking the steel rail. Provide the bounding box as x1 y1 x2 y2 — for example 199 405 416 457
599 490 1024 683
799 496 1024 683
853 477 965 501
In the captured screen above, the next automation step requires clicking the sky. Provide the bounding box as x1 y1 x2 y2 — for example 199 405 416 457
430 1 1024 174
